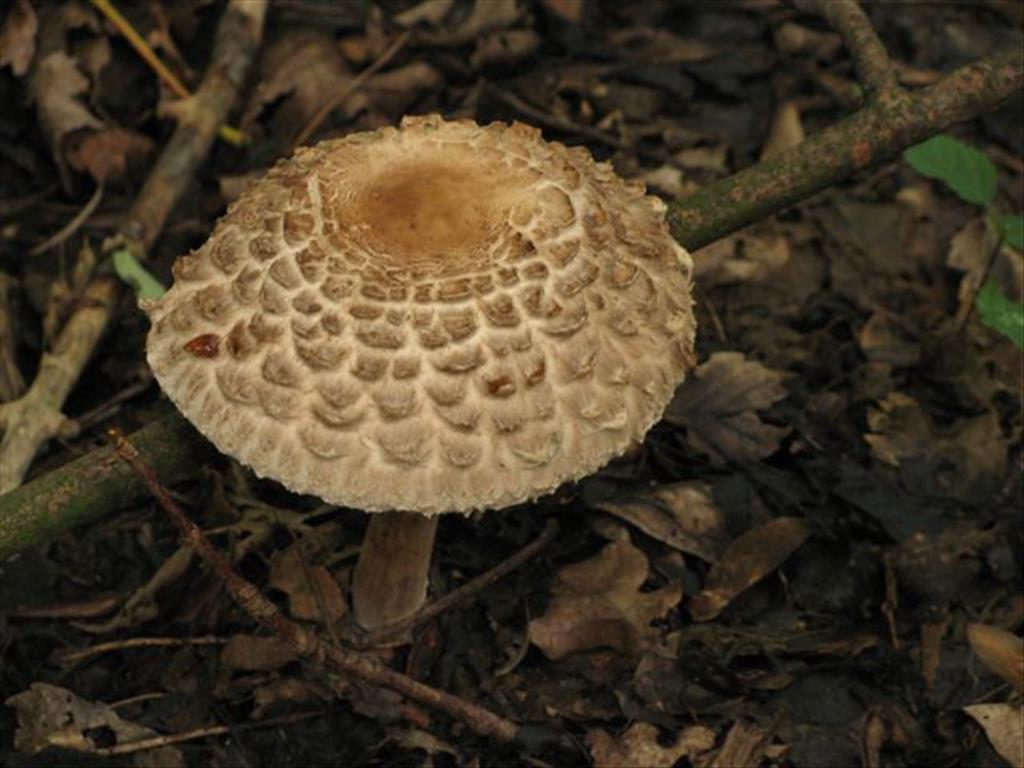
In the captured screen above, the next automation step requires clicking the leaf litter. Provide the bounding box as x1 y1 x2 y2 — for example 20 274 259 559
1 1 1021 766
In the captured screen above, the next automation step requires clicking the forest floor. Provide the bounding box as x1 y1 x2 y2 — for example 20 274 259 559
1 1 1022 766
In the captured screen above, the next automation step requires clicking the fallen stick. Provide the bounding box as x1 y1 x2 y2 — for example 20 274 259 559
0 0 268 494
108 428 522 744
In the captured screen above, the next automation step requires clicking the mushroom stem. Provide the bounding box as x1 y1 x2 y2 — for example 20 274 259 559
352 512 440 632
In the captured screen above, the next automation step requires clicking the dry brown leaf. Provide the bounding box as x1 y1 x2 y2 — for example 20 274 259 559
865 392 1006 502
964 704 1024 768
32 51 102 154
241 31 360 136
5 683 184 767
858 313 920 367
759 100 804 160
363 61 444 119
694 227 791 285
967 623 1024 693
587 722 716 768
473 29 541 68
268 546 347 626
920 618 948 690
528 537 682 660
0 0 37 76
66 127 153 182
707 720 781 768
948 216 1024 325
690 517 809 622
220 634 298 671
393 0 455 27
252 678 333 719
594 481 729 563
665 352 790 464
541 0 584 24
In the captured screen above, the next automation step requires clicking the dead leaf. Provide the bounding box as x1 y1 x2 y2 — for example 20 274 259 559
394 0 455 28
540 0 584 25
964 704 1023 768
587 722 716 768
363 61 443 119
268 546 348 627
760 100 804 160
32 51 102 155
418 0 522 46
665 352 790 464
528 537 682 660
772 22 842 60
967 623 1024 693
220 634 298 671
594 481 729 562
5 683 184 767
252 678 333 719
66 127 153 182
865 392 1006 502
473 29 541 68
694 226 791 285
0 0 37 76
709 720 780 768
241 31 361 137
858 313 920 367
690 517 809 621
948 216 1023 325
919 618 947 690
675 143 729 172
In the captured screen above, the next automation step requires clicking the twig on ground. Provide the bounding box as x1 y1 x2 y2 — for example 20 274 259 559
55 635 228 665
0 410 210 559
794 0 899 98
91 0 246 145
491 88 687 170
359 519 560 647
670 43 1023 250
0 0 267 495
108 428 521 744
28 181 104 256
291 29 412 150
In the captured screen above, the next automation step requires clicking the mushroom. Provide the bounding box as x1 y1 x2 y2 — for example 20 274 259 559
145 115 696 633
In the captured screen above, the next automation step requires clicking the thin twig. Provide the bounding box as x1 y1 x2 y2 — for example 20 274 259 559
360 519 559 647
109 428 521 744
28 181 104 256
55 635 228 665
491 89 688 170
0 0 268 495
292 30 412 150
94 710 322 757
794 0 899 99
90 0 246 145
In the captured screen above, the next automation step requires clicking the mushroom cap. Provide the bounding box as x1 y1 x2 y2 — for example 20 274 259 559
145 115 696 515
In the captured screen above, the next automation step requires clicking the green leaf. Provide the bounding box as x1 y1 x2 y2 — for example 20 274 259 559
995 213 1023 250
976 279 1024 349
903 135 997 206
112 249 166 300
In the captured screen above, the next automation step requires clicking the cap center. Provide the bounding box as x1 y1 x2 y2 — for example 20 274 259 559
348 160 522 273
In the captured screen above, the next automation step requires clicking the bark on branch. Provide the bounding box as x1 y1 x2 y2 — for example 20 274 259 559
670 43 1023 251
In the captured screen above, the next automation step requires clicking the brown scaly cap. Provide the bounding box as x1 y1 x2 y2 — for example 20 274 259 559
145 115 696 514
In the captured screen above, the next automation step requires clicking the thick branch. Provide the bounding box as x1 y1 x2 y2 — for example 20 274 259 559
0 1 267 494
670 44 1023 251
794 0 898 98
0 411 210 560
